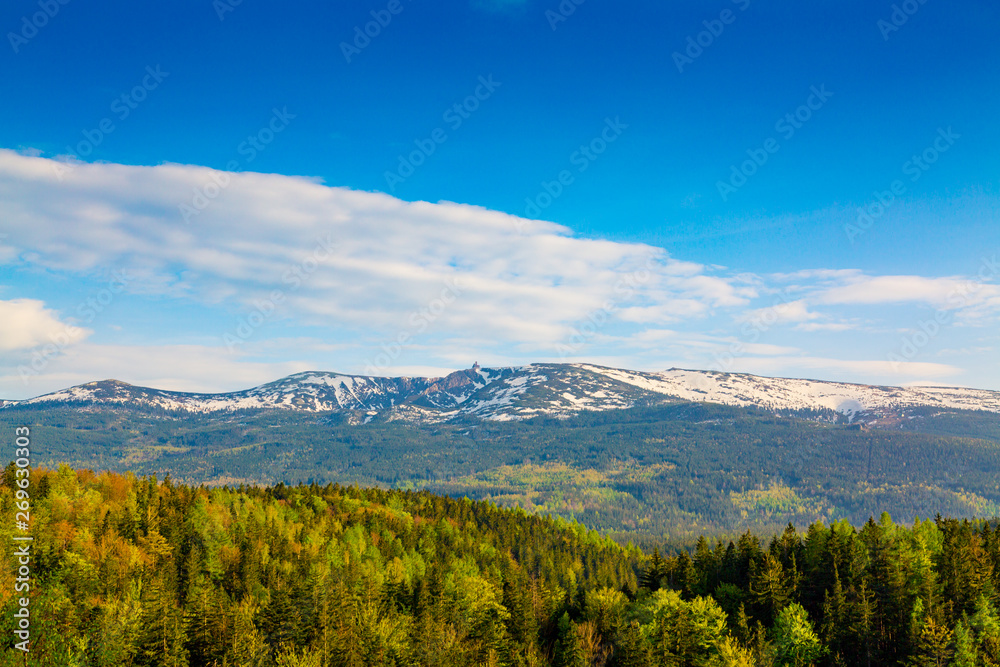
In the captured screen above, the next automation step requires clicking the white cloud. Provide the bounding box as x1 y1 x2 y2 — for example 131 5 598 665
771 268 862 283
740 343 802 356
617 301 708 324
717 355 962 383
794 322 854 332
935 346 993 356
0 150 750 349
1 151 997 394
739 299 818 325
2 342 314 397
0 298 89 351
757 268 1000 334
816 274 1000 311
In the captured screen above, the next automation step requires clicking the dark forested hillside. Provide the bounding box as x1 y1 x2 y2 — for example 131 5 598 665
2 468 999 666
3 402 999 544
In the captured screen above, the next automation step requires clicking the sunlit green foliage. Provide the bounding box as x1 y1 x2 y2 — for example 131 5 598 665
1 466 998 666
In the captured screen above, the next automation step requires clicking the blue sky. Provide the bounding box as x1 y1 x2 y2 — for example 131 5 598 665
1 0 998 398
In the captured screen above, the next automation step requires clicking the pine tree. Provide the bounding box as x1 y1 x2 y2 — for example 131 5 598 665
820 565 847 663
228 599 269 667
134 582 189 667
472 603 513 666
504 573 540 660
641 548 665 592
262 585 308 650
952 619 977 667
853 579 879 667
907 616 954 667
553 612 587 667
694 535 717 596
648 611 676 667
772 602 827 667
609 620 649 667
969 595 1000 667
750 554 790 624
709 636 759 667
274 642 325 667
184 574 229 666
734 603 753 648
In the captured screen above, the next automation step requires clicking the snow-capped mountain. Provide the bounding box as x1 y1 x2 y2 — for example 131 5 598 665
574 365 1000 416
4 363 999 421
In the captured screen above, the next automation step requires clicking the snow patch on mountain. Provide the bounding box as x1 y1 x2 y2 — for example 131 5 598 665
4 363 999 422
575 364 1000 416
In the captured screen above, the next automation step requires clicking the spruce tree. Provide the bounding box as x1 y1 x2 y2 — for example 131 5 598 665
553 612 587 667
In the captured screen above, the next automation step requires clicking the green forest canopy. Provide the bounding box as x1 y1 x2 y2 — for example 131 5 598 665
1 466 999 666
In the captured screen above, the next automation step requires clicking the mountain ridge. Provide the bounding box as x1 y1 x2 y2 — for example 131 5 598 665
5 363 1000 422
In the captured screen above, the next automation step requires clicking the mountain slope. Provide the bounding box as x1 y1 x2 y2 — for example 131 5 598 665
6 363 1000 422
4 365 1000 543
4 398 999 544
578 365 1000 416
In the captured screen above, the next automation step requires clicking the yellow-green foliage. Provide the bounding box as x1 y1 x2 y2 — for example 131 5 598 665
0 465 643 666
730 481 833 522
3 465 999 667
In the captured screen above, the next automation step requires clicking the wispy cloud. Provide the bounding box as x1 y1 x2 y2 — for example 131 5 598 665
1 150 997 396
0 342 315 395
0 150 749 381
739 299 818 325
816 274 998 309
716 355 962 383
